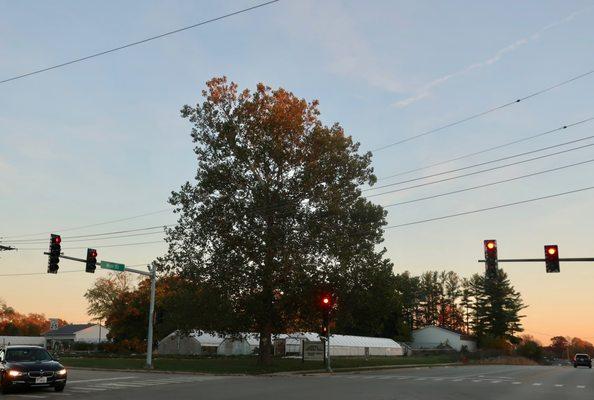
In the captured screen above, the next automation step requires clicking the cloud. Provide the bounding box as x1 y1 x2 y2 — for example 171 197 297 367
393 6 592 108
282 0 406 94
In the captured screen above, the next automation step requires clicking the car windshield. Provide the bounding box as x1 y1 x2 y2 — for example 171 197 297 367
5 348 53 362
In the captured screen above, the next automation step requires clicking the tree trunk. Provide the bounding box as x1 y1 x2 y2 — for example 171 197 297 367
258 324 272 365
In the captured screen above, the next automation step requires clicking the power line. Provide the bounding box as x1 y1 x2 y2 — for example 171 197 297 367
366 137 594 197
5 225 172 244
381 157 594 207
16 240 166 251
1 209 173 239
371 68 594 152
8 231 165 246
377 117 594 181
0 0 281 85
384 184 594 229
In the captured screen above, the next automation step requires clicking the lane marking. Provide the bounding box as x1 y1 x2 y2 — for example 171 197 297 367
533 383 542 386
68 376 136 384
512 382 522 385
555 384 564 387
490 380 501 383
577 385 586 389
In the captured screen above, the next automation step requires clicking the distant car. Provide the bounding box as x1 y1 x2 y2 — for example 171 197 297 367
0 346 67 394
573 353 592 368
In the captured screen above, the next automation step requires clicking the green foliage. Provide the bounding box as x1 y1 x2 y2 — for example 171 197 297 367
516 337 543 362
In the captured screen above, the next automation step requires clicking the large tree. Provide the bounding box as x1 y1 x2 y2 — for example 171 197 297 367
161 77 388 364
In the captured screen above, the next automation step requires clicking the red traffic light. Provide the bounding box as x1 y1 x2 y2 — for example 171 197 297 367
52 235 61 244
547 247 557 255
322 297 330 305
90 249 97 258
484 240 496 251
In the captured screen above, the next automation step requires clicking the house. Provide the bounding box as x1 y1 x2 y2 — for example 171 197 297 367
275 333 404 357
158 331 258 356
412 326 477 352
44 324 109 349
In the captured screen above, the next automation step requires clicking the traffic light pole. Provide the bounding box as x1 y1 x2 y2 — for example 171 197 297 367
478 258 594 263
44 251 157 368
145 264 156 369
326 328 332 373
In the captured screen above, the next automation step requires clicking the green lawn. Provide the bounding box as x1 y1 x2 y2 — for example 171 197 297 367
61 354 457 374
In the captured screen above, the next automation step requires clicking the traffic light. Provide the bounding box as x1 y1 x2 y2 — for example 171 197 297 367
86 248 97 273
483 240 498 277
319 293 334 339
47 234 61 274
544 245 560 273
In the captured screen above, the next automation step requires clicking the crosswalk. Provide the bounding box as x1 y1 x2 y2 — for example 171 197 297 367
4 375 222 398
325 373 590 390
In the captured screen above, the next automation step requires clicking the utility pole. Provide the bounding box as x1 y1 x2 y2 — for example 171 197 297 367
146 264 157 369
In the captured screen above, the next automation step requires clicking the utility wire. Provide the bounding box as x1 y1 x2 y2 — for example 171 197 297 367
7 231 165 246
0 0 281 85
5 225 172 244
384 184 594 229
367 141 594 199
377 116 594 181
17 240 165 251
1 209 173 239
382 157 594 207
14 184 594 251
366 135 594 193
371 69 594 152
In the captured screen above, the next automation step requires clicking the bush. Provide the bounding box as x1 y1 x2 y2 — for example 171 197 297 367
516 340 543 362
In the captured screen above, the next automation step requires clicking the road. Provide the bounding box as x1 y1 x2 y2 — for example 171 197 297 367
1 364 593 399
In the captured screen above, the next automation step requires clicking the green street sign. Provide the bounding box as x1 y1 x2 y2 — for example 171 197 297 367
100 261 126 272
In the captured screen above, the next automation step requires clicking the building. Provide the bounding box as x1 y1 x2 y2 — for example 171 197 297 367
158 331 258 356
44 324 109 349
0 336 46 347
412 326 477 352
275 333 404 357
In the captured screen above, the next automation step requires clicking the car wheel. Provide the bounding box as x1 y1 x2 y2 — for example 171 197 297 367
54 384 66 392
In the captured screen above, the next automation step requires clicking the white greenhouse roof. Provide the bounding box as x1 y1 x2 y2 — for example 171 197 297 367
279 333 402 349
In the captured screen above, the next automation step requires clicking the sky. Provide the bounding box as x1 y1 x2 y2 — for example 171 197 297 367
1 0 594 344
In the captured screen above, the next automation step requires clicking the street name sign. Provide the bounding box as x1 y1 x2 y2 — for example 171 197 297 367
100 261 126 271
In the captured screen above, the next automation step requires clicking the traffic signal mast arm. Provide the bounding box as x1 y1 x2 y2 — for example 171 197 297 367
477 257 594 262
42 251 152 276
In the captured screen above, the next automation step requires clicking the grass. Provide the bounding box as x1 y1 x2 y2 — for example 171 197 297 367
61 354 457 374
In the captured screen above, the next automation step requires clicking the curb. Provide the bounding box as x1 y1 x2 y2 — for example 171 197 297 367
66 362 462 376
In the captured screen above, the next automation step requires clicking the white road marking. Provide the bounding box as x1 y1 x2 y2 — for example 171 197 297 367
577 385 586 389
452 379 464 382
490 380 501 383
532 383 542 386
512 382 522 385
68 376 136 384
555 384 564 387
472 379 482 383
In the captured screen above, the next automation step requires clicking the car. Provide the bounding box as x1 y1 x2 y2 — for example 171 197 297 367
573 353 592 368
0 346 67 394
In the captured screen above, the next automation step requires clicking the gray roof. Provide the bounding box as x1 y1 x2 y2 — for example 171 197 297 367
44 324 94 336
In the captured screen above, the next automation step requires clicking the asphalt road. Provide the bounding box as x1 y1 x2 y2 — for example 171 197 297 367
1 364 593 400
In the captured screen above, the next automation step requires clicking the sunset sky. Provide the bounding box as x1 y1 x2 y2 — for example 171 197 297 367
1 0 594 344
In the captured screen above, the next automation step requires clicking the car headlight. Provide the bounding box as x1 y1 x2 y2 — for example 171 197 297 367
8 370 24 377
56 369 67 376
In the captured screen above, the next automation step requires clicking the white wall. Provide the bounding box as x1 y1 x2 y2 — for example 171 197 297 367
0 336 46 347
330 345 403 357
74 325 109 343
412 326 476 352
